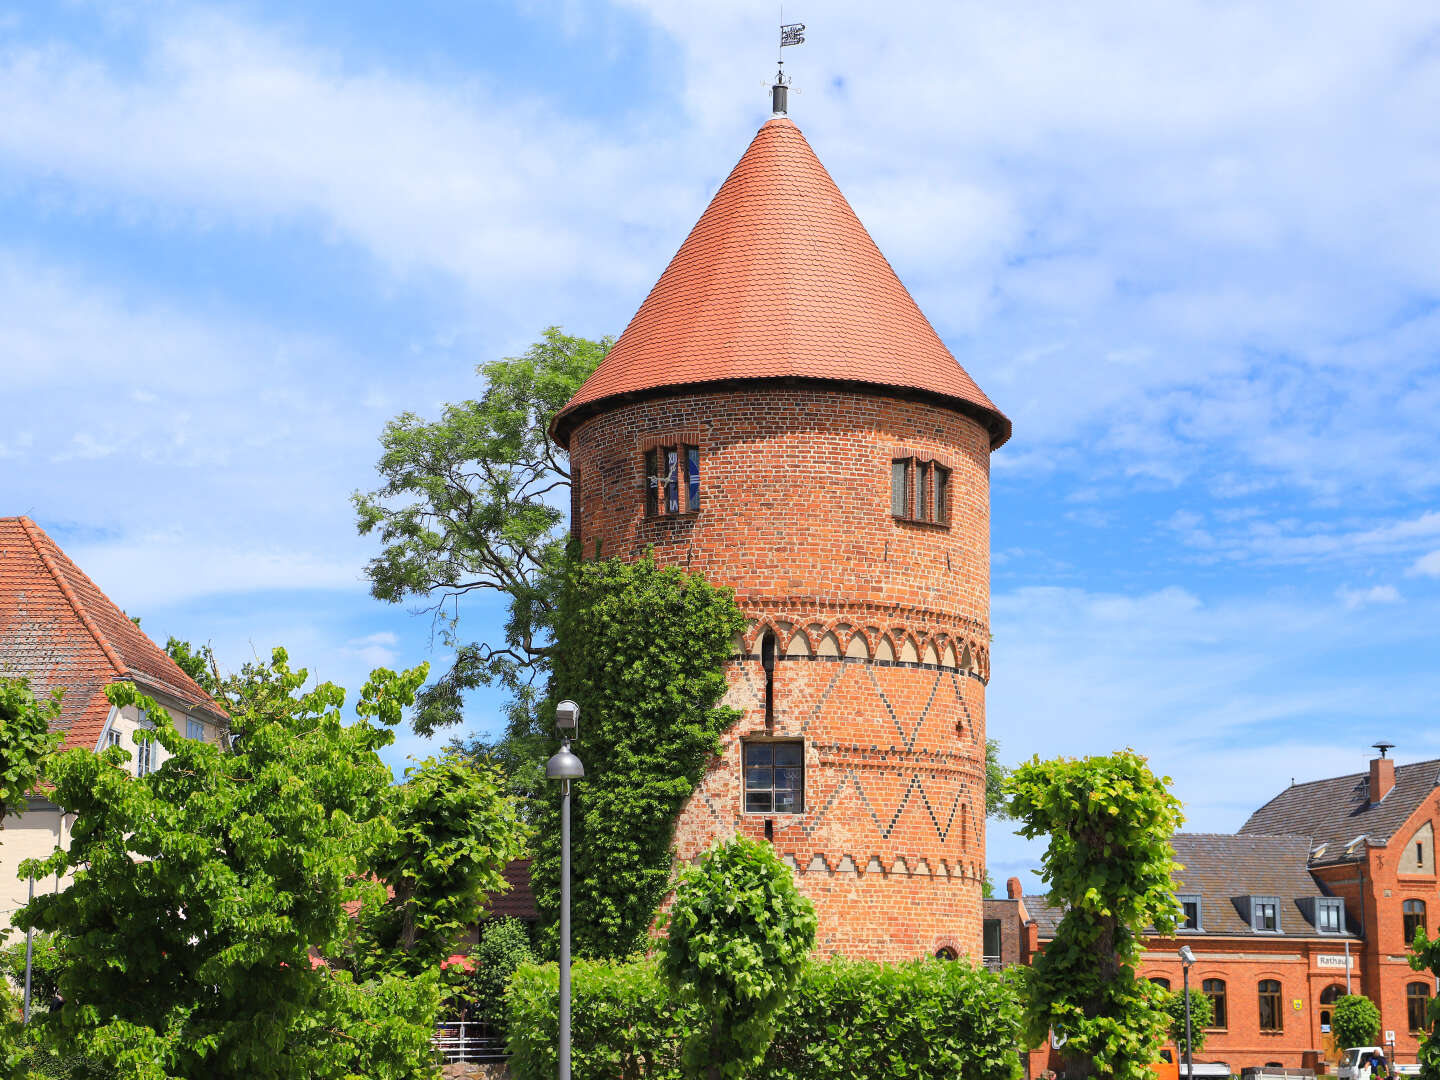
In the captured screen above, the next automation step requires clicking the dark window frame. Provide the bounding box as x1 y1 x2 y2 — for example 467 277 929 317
1316 898 1345 935
1177 893 1203 932
742 739 804 815
645 443 701 517
982 919 1002 963
1251 895 1281 933
1149 976 1172 990
1202 978 1228 1030
1408 981 1431 1033
1258 979 1283 1032
891 456 952 526
1404 898 1428 943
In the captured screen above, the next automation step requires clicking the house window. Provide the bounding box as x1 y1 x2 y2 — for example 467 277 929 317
1408 982 1431 1033
1258 979 1283 1031
1150 977 1172 990
135 733 154 778
983 919 1002 963
1252 896 1281 933
890 457 949 525
645 445 699 516
186 718 205 742
105 730 121 750
1178 894 1202 931
1317 899 1344 934
1202 978 1227 1029
1404 899 1427 943
743 741 803 814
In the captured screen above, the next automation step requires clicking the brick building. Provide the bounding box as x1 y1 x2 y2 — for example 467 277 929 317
550 95 1009 959
999 749 1440 1075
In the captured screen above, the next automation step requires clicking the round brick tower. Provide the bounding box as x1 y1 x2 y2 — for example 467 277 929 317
551 111 1010 961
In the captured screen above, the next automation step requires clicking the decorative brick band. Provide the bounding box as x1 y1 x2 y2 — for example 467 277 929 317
737 611 991 681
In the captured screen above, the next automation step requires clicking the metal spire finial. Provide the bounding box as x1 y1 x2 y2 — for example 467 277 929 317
772 19 805 116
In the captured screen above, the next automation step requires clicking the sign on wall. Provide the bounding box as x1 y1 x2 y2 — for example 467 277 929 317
1316 954 1355 969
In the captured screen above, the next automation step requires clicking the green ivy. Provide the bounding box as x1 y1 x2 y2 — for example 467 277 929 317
531 555 745 959
1006 751 1185 1080
660 835 817 1079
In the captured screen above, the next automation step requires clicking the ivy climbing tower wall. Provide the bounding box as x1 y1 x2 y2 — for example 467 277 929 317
552 116 1010 961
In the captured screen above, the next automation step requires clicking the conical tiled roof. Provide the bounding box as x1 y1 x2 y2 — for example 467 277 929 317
552 117 1009 449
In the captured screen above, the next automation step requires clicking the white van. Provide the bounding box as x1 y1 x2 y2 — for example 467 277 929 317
1336 1047 1422 1078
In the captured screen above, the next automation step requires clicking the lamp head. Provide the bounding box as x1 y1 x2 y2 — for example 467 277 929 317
545 742 585 781
555 699 580 732
1178 945 1196 966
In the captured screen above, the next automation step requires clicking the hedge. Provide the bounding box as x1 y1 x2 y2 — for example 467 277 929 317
507 956 1023 1080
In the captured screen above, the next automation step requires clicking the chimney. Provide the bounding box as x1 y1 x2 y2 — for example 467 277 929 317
1370 742 1396 805
1006 876 1024 900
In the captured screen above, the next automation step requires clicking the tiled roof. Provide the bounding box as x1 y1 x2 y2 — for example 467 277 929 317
1241 759 1440 855
1026 834 1356 940
1170 833 1355 938
0 516 226 749
483 857 536 921
551 117 1010 450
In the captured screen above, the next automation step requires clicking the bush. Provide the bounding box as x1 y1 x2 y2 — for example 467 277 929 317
1332 993 1381 1051
468 917 536 1029
506 955 1023 1080
1160 986 1212 1056
507 958 688 1080
757 958 1023 1080
661 836 817 1079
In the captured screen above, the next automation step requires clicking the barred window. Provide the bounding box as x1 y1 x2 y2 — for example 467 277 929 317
743 741 803 814
891 457 950 525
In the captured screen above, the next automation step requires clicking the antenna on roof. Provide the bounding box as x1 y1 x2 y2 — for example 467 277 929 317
773 18 806 116
1373 741 1395 758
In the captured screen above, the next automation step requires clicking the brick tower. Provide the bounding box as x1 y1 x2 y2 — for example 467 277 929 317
551 104 1010 960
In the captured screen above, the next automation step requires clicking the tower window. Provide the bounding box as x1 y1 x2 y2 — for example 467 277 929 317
891 457 950 525
743 740 803 814
645 445 700 516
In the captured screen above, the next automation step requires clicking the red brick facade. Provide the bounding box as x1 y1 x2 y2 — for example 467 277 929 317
567 387 993 960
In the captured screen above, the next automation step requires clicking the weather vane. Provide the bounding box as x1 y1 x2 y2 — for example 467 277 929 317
773 19 805 115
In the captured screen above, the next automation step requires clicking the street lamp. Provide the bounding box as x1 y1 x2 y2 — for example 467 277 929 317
1178 945 1197 1079
546 700 584 1080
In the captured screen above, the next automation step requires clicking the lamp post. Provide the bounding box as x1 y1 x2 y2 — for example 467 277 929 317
1178 945 1196 1080
546 700 584 1080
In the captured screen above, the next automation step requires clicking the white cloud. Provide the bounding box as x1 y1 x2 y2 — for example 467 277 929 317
342 631 401 669
1336 584 1402 610
1409 551 1440 579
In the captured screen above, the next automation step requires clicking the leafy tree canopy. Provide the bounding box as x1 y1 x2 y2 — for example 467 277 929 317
353 328 609 742
0 677 63 826
16 650 523 1080
660 835 818 1080
1160 986 1212 1056
1331 994 1381 1054
1006 751 1185 1080
1408 929 1440 1077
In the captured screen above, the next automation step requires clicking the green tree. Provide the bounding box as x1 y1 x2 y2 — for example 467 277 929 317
1160 986 1212 1057
16 650 521 1080
1331 993 1381 1052
0 677 62 826
1 932 61 1006
353 750 523 983
467 918 535 1035
353 328 609 744
163 637 220 697
536 554 745 959
1005 751 1185 1080
1410 928 1440 1077
660 835 818 1080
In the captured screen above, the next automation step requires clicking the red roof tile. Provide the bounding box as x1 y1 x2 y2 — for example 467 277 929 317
552 118 1010 448
483 857 535 921
0 516 226 750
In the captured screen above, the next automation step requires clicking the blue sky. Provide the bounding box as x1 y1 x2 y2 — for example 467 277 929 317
4 0 1440 892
